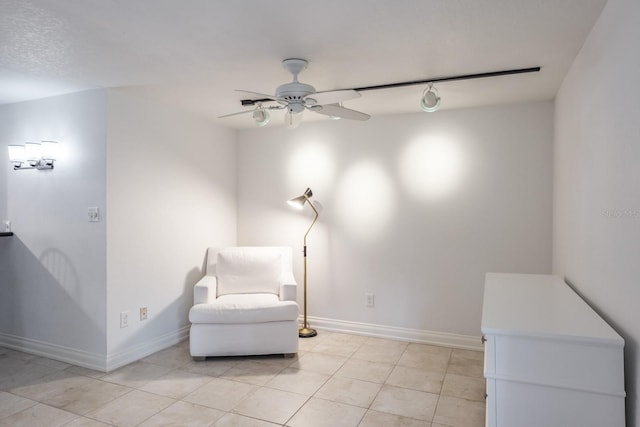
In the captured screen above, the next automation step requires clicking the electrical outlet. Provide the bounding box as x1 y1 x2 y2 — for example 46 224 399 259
120 311 129 328
88 207 100 222
140 307 148 321
365 293 375 308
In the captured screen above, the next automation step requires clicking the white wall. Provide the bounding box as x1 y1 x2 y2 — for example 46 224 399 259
553 0 640 424
237 102 553 340
0 134 6 220
105 89 236 367
0 90 108 360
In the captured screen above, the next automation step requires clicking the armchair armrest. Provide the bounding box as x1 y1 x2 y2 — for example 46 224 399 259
279 272 297 302
194 276 217 305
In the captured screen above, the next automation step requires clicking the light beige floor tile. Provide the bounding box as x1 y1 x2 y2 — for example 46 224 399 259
221 361 284 386
359 409 430 427
433 396 485 427
405 343 452 357
287 397 366 427
0 349 38 362
311 341 362 357
100 361 173 388
0 359 58 390
446 351 484 378
183 358 239 377
85 389 174 427
0 391 37 419
142 346 194 369
315 377 381 408
386 365 444 393
138 400 225 426
264 367 330 395
63 417 112 426
352 340 407 364
297 334 331 352
441 374 486 402
233 387 308 425
364 337 408 347
310 334 365 357
452 349 483 361
183 378 257 411
0 403 78 427
31 357 71 371
370 385 439 421
327 332 369 344
290 352 347 375
335 359 394 383
297 339 320 352
244 354 299 369
397 349 450 373
65 366 106 379
10 370 92 402
214 413 280 426
44 377 130 414
141 369 212 399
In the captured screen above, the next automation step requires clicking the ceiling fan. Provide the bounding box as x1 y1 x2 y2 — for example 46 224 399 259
219 58 371 128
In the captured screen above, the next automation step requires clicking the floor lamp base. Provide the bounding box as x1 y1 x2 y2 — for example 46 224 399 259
299 327 317 338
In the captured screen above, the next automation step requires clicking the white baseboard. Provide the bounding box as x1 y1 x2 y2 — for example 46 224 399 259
0 332 106 371
0 325 190 373
301 316 484 351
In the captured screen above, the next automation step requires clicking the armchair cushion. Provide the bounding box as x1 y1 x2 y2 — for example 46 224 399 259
217 247 282 296
189 293 298 324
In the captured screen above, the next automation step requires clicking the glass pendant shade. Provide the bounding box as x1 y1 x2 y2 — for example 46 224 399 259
41 141 59 161
25 143 42 165
8 145 26 163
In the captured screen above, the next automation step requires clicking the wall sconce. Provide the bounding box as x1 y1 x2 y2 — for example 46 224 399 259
420 82 441 112
8 141 58 170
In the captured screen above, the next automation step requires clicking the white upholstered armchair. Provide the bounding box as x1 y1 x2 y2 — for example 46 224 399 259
188 247 299 358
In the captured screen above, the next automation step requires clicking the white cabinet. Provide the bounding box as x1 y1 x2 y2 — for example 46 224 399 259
482 273 625 427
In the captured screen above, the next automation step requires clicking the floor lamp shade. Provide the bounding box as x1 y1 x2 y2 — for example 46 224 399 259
287 188 318 337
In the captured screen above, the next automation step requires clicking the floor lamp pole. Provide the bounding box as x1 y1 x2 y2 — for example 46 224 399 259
299 198 318 338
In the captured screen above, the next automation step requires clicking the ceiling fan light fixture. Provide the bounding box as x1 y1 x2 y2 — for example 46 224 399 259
420 83 441 112
285 109 302 129
252 102 270 127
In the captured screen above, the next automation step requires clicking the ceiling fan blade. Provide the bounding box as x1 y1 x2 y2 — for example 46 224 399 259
218 109 255 118
219 105 286 119
305 89 360 105
235 89 280 101
312 104 370 121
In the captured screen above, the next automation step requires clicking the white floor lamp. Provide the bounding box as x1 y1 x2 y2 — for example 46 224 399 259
287 187 318 338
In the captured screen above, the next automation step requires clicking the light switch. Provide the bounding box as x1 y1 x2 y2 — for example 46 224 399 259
88 207 100 222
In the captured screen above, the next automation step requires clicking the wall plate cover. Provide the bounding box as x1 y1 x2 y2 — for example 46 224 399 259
88 207 100 222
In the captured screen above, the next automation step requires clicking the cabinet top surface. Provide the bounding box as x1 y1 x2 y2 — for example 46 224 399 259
482 273 623 345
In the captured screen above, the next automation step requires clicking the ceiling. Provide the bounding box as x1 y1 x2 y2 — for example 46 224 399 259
0 0 607 129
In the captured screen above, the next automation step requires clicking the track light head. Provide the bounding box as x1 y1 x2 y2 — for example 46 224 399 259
420 83 441 112
252 103 270 126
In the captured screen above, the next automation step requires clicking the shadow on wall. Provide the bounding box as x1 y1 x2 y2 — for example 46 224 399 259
110 251 207 369
0 236 105 354
565 278 637 424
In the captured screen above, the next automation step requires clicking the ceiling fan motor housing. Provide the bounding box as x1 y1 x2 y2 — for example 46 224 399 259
276 81 315 113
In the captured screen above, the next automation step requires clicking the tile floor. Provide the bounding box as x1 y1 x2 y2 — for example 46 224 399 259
0 332 486 426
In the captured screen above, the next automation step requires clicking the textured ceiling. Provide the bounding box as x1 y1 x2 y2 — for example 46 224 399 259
0 0 607 129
